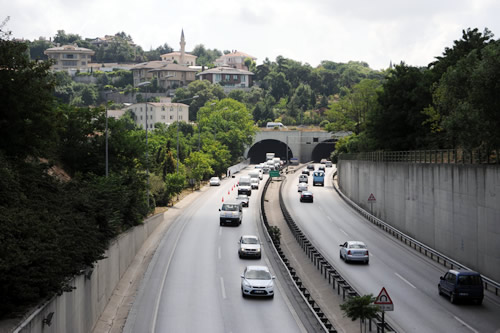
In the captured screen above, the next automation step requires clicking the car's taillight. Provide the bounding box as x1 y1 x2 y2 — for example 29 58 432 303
347 250 351 255
365 251 369 255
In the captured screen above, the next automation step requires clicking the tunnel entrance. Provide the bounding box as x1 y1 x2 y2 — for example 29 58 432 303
311 140 336 162
247 139 293 164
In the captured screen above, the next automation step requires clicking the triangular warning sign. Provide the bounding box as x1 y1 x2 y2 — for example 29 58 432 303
368 193 376 201
374 287 393 305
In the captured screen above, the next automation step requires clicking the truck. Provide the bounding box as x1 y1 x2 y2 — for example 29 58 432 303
313 171 325 186
237 176 252 196
266 152 275 161
249 170 261 183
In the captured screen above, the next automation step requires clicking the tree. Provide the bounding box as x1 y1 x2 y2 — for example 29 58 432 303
173 80 225 120
198 99 256 162
427 40 500 151
53 30 82 45
0 38 60 158
184 151 214 185
264 71 291 101
340 294 380 333
192 44 222 66
28 37 53 60
365 63 433 150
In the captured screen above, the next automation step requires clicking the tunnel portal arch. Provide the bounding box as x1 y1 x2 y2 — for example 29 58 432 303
311 139 336 162
247 139 293 164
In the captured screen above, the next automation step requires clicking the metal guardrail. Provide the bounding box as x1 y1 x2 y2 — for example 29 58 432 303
339 149 500 164
332 171 500 296
260 177 335 333
277 177 395 332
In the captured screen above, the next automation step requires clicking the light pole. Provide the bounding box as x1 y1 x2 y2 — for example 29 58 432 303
174 95 199 173
138 81 151 207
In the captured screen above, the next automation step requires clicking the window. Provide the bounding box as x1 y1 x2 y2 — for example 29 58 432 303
225 75 230 80
215 74 221 82
63 54 74 59
162 106 165 111
62 60 78 67
150 115 153 119
81 61 86 66
161 115 166 119
170 107 174 111
233 75 238 80
179 115 182 120
313 137 319 143
140 116 143 120
170 115 173 119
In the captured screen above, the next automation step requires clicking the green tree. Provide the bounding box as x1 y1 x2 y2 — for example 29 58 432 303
264 71 291 101
185 151 214 185
173 80 225 120
198 99 256 162
28 37 53 60
0 38 60 158
340 294 380 333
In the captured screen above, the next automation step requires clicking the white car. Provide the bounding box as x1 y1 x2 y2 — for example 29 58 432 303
209 177 221 186
238 235 262 259
299 174 308 183
297 182 308 192
241 265 275 298
339 241 369 264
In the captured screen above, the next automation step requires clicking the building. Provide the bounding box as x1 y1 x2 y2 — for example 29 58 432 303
131 61 198 89
214 51 256 70
44 44 95 73
197 67 254 92
160 30 197 66
125 101 190 129
132 30 198 88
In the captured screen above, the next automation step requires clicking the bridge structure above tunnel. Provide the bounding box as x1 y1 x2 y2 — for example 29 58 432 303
245 129 347 164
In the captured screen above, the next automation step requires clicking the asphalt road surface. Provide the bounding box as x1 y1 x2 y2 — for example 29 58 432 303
283 165 500 333
123 169 314 333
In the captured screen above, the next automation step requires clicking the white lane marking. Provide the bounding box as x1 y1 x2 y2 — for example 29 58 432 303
395 272 417 289
340 228 349 237
218 246 221 260
220 277 227 299
454 316 478 333
318 206 324 213
151 219 190 333
327 215 333 222
219 227 222 236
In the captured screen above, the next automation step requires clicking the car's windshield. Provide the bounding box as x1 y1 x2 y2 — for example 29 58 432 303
242 237 258 244
458 275 482 286
222 204 238 211
245 270 271 280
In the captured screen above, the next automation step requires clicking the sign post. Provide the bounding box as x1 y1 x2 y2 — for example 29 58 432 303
368 193 376 214
374 287 393 333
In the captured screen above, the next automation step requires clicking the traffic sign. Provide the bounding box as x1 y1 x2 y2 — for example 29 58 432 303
368 193 376 202
269 170 280 177
374 287 394 311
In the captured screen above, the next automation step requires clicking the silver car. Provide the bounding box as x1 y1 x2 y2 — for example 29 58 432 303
339 241 369 264
297 182 308 192
209 177 221 186
236 194 249 207
238 235 261 258
241 265 275 298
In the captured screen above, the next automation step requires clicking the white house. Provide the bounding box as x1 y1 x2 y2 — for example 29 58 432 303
125 102 189 129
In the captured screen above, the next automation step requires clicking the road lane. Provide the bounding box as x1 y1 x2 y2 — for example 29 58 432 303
283 165 500 333
124 169 309 333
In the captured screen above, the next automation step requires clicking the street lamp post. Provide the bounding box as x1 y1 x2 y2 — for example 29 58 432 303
174 95 199 173
138 81 151 207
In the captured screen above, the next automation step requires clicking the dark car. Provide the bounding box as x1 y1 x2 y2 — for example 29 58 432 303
300 191 313 202
307 164 315 171
438 269 484 304
302 169 310 176
318 165 325 172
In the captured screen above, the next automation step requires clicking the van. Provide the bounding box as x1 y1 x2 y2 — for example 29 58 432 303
438 269 484 304
219 201 243 226
313 171 325 186
238 176 252 196
266 122 286 129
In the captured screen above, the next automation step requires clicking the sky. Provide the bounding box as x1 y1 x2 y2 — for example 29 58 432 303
3 0 500 70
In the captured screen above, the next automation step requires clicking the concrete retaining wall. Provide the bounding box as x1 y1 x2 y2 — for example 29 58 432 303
338 161 500 281
13 214 164 333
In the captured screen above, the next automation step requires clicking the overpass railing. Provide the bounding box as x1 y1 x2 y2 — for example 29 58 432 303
339 149 499 164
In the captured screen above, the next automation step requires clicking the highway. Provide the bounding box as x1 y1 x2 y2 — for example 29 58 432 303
282 165 500 333
123 169 313 333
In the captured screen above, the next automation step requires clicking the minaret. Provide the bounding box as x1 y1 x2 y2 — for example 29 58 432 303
180 29 186 66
